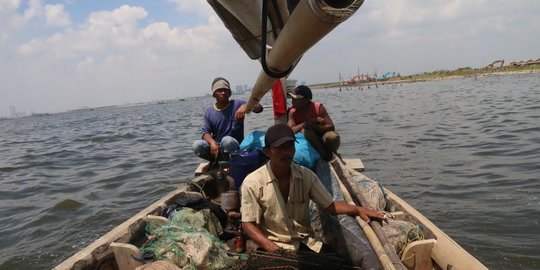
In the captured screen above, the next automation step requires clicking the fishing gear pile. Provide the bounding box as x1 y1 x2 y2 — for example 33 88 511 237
140 208 234 269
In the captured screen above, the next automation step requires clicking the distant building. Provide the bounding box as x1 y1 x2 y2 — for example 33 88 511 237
9 105 26 118
286 79 297 93
235 85 244 94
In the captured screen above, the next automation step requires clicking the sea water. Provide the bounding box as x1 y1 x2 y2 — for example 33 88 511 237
0 73 538 269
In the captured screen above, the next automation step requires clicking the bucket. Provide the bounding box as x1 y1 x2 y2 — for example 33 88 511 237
220 190 240 212
229 149 267 189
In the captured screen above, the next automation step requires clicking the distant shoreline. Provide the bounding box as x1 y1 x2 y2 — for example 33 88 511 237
309 66 540 90
4 66 538 119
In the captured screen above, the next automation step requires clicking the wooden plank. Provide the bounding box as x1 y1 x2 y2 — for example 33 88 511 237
400 239 436 270
110 242 142 270
343 158 365 172
195 162 209 176
146 215 170 226
389 211 405 220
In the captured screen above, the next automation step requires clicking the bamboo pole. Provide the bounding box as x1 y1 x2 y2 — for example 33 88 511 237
330 159 408 270
331 165 396 270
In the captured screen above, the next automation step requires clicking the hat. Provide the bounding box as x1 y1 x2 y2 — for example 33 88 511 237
211 77 231 94
264 123 296 148
288 85 312 100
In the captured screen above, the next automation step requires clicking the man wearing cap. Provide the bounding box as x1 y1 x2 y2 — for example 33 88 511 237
192 77 252 169
240 123 384 253
287 85 340 161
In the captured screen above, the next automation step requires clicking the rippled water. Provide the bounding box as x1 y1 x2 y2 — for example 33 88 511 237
1 73 538 269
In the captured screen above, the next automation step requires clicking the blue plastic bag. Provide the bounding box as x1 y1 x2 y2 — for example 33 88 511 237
239 130 265 151
240 130 320 169
229 149 267 188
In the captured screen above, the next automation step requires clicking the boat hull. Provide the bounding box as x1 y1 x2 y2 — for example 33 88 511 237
54 160 487 270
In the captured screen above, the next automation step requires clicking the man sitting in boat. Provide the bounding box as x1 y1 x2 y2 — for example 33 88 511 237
192 77 257 171
240 123 383 253
287 85 340 161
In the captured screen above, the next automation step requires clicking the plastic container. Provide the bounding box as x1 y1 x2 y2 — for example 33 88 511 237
229 149 267 189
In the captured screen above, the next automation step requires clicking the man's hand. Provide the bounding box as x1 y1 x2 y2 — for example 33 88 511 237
357 207 386 223
252 103 263 114
242 222 282 253
264 242 282 253
304 119 322 133
210 142 219 158
303 121 315 130
235 104 247 121
327 201 386 223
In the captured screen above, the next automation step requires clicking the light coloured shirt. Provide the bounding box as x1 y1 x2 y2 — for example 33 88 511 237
240 162 334 251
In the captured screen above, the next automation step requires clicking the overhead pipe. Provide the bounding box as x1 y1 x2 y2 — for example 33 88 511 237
208 0 290 59
245 0 364 111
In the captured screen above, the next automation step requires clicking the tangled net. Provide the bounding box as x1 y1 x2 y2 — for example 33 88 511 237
140 208 235 269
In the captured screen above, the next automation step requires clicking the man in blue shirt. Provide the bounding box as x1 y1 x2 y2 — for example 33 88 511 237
193 77 255 170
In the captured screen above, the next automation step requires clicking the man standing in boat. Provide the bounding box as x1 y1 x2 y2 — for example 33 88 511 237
193 77 260 171
240 123 383 253
287 85 340 161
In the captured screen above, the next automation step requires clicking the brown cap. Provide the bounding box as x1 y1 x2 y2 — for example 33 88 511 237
264 123 296 148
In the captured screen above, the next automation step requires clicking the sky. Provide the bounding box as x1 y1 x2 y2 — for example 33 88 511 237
1 0 539 117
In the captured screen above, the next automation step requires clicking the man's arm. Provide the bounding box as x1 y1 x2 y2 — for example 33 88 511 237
306 104 335 133
306 169 384 222
326 201 385 223
201 110 219 158
242 222 281 252
287 109 304 133
235 103 247 121
202 133 219 158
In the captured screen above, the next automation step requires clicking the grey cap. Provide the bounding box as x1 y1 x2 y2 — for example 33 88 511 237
211 77 231 94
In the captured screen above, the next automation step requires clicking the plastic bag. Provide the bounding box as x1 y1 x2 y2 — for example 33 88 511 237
240 130 320 169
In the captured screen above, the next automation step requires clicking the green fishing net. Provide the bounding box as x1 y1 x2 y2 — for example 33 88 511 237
140 208 234 269
381 219 425 257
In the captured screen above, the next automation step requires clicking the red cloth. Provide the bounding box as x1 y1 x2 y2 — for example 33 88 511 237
289 102 321 124
271 80 287 120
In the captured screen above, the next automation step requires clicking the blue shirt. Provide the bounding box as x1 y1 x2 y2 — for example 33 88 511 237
201 99 246 143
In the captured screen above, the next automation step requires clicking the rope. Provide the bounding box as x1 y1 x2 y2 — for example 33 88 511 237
397 227 425 258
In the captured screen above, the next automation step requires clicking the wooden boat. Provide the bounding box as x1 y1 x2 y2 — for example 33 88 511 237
54 157 488 270
55 1 488 269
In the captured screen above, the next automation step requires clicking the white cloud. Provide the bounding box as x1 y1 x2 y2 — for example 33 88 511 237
45 3 70 27
0 0 21 13
18 37 44 54
76 56 94 69
168 0 213 17
142 22 218 51
1 0 539 116
18 4 228 58
2 2 246 115
1 0 71 28
23 0 42 21
87 4 147 28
